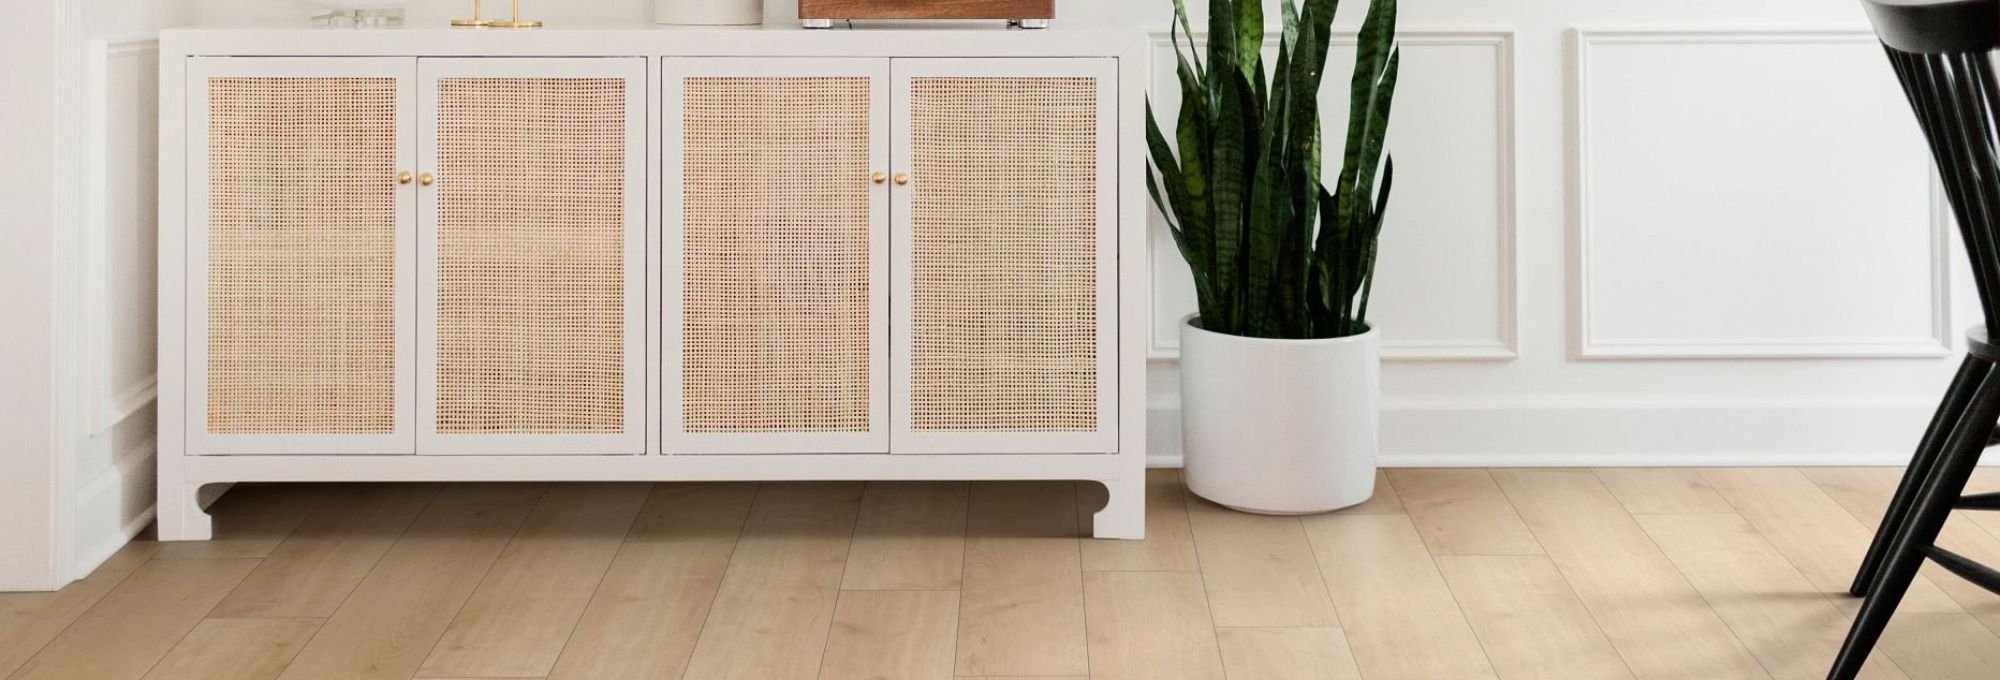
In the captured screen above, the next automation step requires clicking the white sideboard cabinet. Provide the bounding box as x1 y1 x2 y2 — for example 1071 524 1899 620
158 28 1150 540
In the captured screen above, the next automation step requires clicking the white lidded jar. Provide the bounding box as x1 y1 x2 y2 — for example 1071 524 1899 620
657 0 763 25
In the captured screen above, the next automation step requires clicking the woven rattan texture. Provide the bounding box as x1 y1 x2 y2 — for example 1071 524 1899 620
908 76 1099 432
206 77 400 434
434 78 627 434
681 76 875 433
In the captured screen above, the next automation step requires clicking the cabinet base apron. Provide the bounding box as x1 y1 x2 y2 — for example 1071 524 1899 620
156 454 1145 541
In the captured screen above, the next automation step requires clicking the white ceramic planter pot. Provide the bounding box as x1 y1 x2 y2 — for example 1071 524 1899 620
656 0 762 25
1180 316 1379 514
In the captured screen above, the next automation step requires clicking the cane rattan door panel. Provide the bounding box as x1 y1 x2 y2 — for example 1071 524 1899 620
187 57 416 455
664 58 890 454
891 58 1118 454
417 58 647 455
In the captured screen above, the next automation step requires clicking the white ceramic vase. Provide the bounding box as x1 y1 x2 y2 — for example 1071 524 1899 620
1180 316 1379 514
656 0 763 25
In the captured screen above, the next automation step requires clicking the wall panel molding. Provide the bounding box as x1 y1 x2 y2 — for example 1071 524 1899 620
68 33 164 583
1145 396 1943 468
1145 29 1518 361
1570 27 1951 360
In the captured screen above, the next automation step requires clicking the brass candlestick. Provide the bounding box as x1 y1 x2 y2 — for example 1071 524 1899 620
450 0 490 27
486 0 542 28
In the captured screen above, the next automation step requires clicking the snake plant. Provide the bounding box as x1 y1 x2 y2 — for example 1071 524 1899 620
1148 0 1399 339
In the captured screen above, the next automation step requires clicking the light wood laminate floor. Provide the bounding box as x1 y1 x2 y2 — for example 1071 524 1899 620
7 468 2000 680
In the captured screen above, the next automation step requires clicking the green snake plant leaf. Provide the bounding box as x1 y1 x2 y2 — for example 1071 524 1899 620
1332 0 1397 259
1171 0 1202 78
1208 65 1256 330
1208 0 1236 77
1145 104 1196 243
1236 0 1265 81
1146 0 1397 339
1243 37 1295 337
1353 155 1393 331
1173 27 1210 225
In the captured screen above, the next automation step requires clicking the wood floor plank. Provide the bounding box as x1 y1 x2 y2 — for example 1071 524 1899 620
1962 469 2000 542
1214 627 1362 680
9 557 258 680
842 482 968 591
1802 467 2000 638
1594 468 1734 515
139 618 321 680
417 483 649 678
818 590 959 680
956 481 1088 678
1493 469 1769 680
154 484 331 560
1080 469 1199 572
274 483 545 680
1299 514 1498 680
211 484 439 619
1436 555 1634 680
1184 497 1339 628
548 483 757 680
1879 612 2000 680
0 539 160 677
1636 513 1908 680
1389 469 1543 556
680 483 863 680
1339 470 1406 515
1700 468 1961 616
1081 571 1226 680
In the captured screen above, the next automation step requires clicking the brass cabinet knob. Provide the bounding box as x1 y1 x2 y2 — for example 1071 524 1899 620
397 171 413 185
418 172 435 186
872 171 887 184
894 173 910 186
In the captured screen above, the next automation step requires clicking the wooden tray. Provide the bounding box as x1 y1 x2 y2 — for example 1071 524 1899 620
798 0 1054 21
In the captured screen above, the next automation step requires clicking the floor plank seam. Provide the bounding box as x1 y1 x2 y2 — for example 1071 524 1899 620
671 482 758 680
539 484 649 680
1172 476 1230 680
413 483 552 678
2 545 165 680
813 482 869 680
253 483 445 673
1492 471 1673 680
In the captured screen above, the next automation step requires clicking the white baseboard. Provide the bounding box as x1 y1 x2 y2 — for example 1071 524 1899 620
1147 397 1952 468
70 438 155 581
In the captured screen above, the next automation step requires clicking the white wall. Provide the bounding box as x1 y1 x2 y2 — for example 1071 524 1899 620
0 0 65 592
0 0 193 590
182 0 1966 467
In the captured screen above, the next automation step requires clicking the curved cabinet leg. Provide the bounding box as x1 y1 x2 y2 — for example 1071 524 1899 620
1092 475 1146 540
155 482 214 541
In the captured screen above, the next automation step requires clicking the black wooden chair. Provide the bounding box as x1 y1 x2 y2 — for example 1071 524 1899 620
1838 1 2000 678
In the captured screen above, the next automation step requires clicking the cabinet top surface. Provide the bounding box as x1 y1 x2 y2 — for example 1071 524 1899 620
161 25 1151 58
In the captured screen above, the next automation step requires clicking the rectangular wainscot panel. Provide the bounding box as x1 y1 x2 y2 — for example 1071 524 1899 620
186 57 417 455
663 58 891 454
890 57 1118 454
416 57 647 455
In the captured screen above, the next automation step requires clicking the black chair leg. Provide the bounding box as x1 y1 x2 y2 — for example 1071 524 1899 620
1829 362 2000 680
1852 355 1990 596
